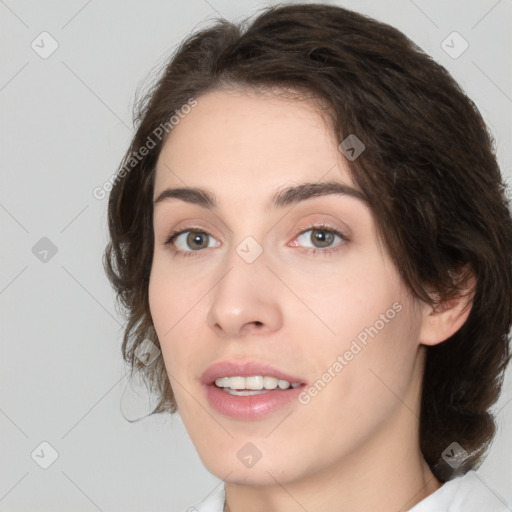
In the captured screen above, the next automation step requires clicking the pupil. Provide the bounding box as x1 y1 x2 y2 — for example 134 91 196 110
313 229 333 247
188 232 207 249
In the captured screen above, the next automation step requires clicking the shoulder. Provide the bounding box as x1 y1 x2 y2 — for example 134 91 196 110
179 486 225 512
408 470 511 512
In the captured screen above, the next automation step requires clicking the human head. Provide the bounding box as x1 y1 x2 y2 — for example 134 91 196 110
104 3 512 482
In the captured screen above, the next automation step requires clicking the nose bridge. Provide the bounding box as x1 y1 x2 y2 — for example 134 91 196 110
206 233 283 335
218 212 270 287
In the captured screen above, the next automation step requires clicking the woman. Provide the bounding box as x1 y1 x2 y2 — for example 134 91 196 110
103 3 512 511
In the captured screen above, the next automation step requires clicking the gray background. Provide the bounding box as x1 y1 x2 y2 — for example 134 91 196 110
0 0 511 510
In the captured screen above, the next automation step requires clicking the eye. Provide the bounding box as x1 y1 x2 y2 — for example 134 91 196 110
164 228 220 257
292 224 348 255
163 223 348 258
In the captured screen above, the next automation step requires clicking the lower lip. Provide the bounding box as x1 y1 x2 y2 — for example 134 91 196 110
204 384 304 420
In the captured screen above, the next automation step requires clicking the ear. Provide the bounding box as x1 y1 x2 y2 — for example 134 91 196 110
418 268 476 346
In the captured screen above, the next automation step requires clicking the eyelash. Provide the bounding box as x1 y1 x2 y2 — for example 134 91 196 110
163 223 349 258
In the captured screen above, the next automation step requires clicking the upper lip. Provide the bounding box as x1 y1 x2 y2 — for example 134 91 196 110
201 360 306 386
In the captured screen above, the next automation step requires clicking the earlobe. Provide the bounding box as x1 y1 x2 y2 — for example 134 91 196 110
418 271 476 347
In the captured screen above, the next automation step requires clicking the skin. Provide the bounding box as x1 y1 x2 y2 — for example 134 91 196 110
148 87 473 512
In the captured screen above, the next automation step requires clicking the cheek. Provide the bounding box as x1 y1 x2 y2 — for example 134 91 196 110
148 262 189 373
291 301 421 463
148 253 201 337
326 299 421 426
148 276 193 414
294 256 421 410
289 251 406 348
147 257 213 400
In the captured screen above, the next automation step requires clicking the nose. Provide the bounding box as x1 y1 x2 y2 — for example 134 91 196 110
206 248 283 338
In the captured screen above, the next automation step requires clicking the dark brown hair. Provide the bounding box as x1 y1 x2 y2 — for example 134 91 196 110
103 3 512 481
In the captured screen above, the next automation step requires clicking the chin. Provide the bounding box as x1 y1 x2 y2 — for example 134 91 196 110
206 460 299 486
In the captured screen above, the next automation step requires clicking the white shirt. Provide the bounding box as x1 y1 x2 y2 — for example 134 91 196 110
182 470 512 511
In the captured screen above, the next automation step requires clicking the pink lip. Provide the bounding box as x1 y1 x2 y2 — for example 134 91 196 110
201 360 307 421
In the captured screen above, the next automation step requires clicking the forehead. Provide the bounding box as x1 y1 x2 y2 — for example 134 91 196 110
153 87 357 198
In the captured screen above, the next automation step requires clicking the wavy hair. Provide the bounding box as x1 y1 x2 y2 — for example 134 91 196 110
103 3 512 481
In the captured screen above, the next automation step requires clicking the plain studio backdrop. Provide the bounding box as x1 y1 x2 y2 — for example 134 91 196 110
1 1 511 511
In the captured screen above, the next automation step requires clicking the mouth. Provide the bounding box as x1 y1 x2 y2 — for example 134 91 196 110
213 376 301 396
201 360 307 420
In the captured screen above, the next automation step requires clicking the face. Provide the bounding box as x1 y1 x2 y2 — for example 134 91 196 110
149 87 426 486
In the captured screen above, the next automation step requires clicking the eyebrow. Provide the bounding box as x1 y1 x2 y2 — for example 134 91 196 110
153 181 368 210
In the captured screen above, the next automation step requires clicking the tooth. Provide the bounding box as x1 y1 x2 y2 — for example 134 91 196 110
215 377 230 387
225 389 268 396
263 376 278 389
214 375 300 390
229 376 245 390
278 379 290 390
245 376 264 390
